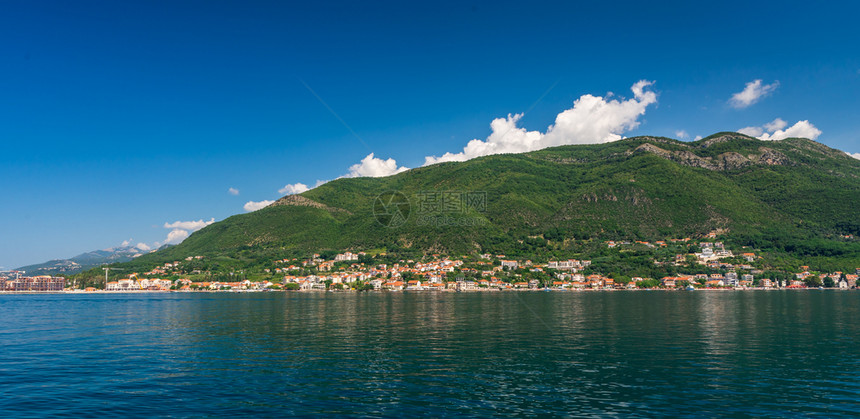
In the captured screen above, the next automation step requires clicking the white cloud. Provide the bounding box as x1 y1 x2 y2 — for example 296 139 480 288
275 81 656 190
729 79 779 109
165 229 189 245
763 118 787 132
424 80 658 165
117 238 152 252
163 218 215 232
228 187 239 196
675 130 689 139
153 218 217 247
347 153 409 177
119 238 152 252
693 135 703 141
738 119 822 141
737 126 764 137
274 154 406 196
847 152 860 160
758 120 821 141
244 200 274 212
279 183 309 195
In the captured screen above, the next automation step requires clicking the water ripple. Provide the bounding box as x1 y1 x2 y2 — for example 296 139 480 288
0 292 858 417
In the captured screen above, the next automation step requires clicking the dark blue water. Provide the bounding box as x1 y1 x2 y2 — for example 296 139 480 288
1 291 858 417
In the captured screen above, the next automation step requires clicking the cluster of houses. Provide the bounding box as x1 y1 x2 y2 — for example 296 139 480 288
282 258 461 290
103 278 277 292
9 236 858 293
267 253 856 291
145 256 205 276
174 279 276 291
106 277 173 291
86 256 859 292
92 246 860 292
790 267 858 289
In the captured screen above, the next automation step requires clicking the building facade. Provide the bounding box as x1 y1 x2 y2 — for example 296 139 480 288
3 276 65 291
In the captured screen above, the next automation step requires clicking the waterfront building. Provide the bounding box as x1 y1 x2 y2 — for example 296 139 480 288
3 276 65 291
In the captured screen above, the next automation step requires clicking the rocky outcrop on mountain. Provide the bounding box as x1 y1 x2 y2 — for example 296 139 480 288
700 134 741 148
756 147 792 165
270 194 351 214
631 142 792 171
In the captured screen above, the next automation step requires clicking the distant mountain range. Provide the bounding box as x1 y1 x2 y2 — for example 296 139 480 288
119 132 858 268
16 246 155 276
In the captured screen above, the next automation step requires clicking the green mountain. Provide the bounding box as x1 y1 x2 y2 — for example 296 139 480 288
132 133 860 266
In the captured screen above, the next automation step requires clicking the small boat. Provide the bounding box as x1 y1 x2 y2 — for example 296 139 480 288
686 285 696 291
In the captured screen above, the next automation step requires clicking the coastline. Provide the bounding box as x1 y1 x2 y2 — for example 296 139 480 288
2 287 854 295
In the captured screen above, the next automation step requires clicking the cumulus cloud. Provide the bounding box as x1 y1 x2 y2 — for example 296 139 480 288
274 154 407 197
729 79 779 109
119 238 152 252
758 120 821 141
279 183 309 195
675 130 689 139
165 229 190 245
347 153 409 177
737 126 764 137
164 218 216 231
276 81 656 192
228 187 239 196
693 135 703 141
424 80 658 165
763 118 787 132
847 152 860 160
244 200 274 212
152 218 218 247
738 118 822 141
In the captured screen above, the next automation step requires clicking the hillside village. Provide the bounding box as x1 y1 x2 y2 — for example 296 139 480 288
5 235 859 292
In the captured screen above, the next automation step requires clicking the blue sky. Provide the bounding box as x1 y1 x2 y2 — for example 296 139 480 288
2 0 859 268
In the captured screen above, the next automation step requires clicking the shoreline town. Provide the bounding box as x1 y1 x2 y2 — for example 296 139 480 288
3 239 858 293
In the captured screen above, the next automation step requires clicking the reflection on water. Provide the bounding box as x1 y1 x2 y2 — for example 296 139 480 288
1 291 858 416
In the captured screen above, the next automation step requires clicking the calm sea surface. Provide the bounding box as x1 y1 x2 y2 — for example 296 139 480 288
1 291 858 417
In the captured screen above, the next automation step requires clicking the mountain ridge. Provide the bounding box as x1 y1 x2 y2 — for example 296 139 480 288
58 132 860 278
78 132 859 277
17 246 151 276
